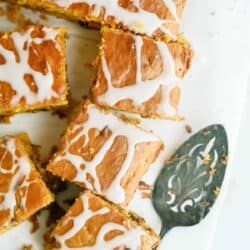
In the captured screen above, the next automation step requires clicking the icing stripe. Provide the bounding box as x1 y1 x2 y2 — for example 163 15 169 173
98 34 180 116
0 137 32 227
52 0 179 37
53 192 147 250
53 104 160 204
0 26 62 107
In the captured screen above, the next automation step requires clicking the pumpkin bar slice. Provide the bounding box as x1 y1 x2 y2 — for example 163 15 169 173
47 98 163 206
49 190 159 250
10 0 186 40
0 134 54 234
0 25 68 116
91 27 193 119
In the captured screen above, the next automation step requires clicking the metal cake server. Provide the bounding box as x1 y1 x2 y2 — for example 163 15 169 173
153 124 228 239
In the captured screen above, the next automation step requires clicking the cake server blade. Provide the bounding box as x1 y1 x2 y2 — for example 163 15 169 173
152 124 228 239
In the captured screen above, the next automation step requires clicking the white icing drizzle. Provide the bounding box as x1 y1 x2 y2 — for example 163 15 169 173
54 0 179 37
55 194 109 249
88 223 144 250
53 104 159 204
99 35 180 116
157 84 180 116
0 26 59 106
54 193 145 250
0 137 33 227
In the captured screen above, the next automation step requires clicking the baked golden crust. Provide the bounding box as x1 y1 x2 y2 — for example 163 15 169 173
50 191 159 250
0 24 68 116
0 133 54 234
91 27 193 119
47 98 163 206
10 0 186 40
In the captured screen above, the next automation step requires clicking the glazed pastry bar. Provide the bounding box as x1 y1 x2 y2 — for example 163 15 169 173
50 191 159 250
91 27 193 119
10 0 186 40
0 25 68 116
47 99 163 206
0 134 54 234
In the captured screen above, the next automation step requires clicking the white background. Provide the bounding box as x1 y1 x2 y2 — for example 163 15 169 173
0 0 250 249
212 81 250 250
161 0 250 249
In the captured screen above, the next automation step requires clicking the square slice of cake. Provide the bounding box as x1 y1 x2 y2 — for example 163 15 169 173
11 0 186 40
50 190 159 250
91 28 193 119
0 134 54 234
47 98 163 206
0 25 68 116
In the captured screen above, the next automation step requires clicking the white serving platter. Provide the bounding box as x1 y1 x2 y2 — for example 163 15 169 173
0 0 250 249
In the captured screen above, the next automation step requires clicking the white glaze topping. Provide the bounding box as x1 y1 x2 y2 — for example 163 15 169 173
98 35 180 116
54 192 146 250
53 104 160 204
0 137 33 227
53 0 179 37
0 26 60 106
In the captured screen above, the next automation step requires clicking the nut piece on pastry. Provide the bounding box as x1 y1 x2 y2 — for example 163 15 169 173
0 134 54 234
91 27 193 119
50 190 160 250
47 98 163 206
0 25 68 116
11 0 187 39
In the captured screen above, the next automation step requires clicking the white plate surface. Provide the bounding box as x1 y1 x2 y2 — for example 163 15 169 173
0 0 250 249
